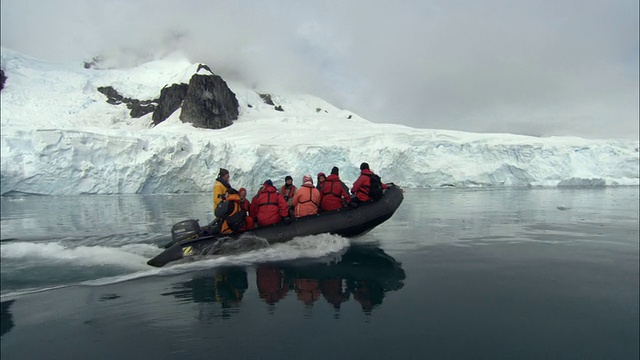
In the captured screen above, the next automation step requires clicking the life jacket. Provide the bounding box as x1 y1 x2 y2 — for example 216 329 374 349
298 187 319 206
321 175 350 211
280 184 296 200
353 170 384 202
293 185 321 218
254 186 289 226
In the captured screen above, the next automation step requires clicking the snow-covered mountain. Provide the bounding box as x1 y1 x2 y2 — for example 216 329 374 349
1 48 638 196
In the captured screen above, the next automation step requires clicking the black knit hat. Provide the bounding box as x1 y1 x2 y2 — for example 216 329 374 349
360 162 369 170
285 175 293 181
218 168 229 177
263 179 273 187
331 166 339 175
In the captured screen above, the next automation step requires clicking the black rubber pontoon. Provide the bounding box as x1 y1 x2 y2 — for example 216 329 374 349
147 185 404 267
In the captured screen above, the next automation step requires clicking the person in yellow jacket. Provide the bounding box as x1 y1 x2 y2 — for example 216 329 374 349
213 168 231 211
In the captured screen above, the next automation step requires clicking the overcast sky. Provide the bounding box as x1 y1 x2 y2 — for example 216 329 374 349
2 0 638 139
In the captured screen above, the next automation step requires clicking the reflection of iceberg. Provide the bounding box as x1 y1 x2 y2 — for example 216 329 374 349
1 300 16 337
266 245 406 313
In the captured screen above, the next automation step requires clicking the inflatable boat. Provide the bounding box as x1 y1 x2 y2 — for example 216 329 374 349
147 184 404 267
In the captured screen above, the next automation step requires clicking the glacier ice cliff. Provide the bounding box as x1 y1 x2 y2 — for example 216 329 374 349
1 48 638 196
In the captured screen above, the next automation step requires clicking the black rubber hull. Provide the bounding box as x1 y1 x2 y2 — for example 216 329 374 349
147 185 404 267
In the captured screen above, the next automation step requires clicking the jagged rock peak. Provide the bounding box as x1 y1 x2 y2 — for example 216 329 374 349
179 73 239 129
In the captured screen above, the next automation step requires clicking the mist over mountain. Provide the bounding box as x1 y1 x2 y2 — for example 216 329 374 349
1 48 638 196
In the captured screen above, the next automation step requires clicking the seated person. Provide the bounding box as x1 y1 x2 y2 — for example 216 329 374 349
321 166 351 211
252 180 289 226
214 188 254 234
351 162 388 202
293 175 322 218
280 175 297 207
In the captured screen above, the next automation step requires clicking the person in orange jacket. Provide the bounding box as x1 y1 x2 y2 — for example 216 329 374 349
252 180 290 226
292 175 322 218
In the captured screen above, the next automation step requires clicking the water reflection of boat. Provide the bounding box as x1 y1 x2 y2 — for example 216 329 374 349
161 267 248 319
257 245 406 313
148 185 404 267
162 245 405 316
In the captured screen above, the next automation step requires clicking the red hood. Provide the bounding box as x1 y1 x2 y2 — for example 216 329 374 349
262 185 278 193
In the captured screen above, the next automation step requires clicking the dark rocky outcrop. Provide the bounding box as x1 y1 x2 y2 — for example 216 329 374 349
97 86 157 118
152 83 189 125
197 64 213 73
259 93 275 105
179 73 239 129
97 86 125 105
1 70 7 91
97 63 239 129
128 100 157 118
260 93 285 112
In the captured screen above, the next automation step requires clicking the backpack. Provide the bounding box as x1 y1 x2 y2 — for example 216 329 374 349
368 174 383 200
226 207 246 232
215 200 245 232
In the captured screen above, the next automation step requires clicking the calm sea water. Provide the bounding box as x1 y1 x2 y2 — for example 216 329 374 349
1 187 638 359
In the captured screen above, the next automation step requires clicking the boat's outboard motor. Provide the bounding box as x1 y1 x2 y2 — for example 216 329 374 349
171 219 201 244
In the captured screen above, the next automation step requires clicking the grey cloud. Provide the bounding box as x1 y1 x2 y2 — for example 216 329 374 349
2 0 638 139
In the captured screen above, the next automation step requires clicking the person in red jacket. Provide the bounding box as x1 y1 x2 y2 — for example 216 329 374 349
238 187 251 214
280 175 297 207
292 175 322 218
321 166 351 211
316 172 326 192
249 185 264 222
252 180 289 227
351 162 388 202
